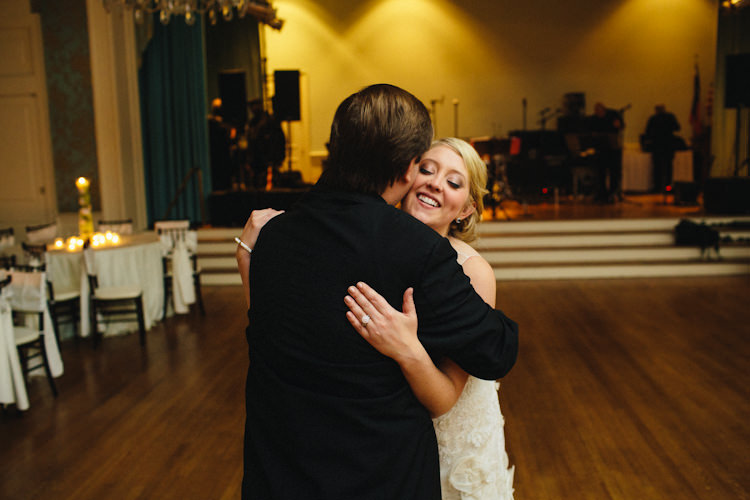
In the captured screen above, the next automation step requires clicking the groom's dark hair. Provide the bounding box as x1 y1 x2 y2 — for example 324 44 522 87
321 84 433 196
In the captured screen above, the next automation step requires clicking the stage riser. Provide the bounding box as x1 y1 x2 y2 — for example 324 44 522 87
196 216 750 284
495 263 750 281
479 234 676 248
483 246 750 264
477 217 750 233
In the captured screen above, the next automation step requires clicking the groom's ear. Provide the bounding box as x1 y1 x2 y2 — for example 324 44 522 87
401 157 420 185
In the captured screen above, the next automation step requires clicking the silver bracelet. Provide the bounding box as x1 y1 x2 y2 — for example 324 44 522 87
235 237 253 254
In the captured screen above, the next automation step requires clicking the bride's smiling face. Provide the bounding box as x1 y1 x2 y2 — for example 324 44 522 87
401 144 475 237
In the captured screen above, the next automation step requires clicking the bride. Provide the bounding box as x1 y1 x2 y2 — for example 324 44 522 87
237 138 514 499
344 138 514 500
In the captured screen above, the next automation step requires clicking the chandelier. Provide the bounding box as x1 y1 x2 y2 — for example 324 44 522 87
102 0 284 29
721 0 749 9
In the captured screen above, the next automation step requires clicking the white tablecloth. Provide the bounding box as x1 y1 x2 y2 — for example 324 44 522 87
622 149 694 192
45 234 164 337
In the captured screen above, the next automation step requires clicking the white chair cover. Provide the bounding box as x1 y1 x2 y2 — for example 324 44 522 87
0 228 14 251
0 289 29 410
26 223 57 244
155 222 197 315
171 239 195 314
3 270 63 378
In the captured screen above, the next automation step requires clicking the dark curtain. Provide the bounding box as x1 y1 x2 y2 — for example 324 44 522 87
139 17 210 226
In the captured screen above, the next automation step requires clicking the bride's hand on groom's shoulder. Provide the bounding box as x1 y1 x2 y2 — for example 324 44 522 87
344 283 424 364
240 208 284 250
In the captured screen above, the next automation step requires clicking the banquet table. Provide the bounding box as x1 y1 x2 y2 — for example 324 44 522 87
45 233 164 338
622 148 693 192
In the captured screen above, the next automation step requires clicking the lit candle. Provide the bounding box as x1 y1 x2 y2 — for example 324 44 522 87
76 177 90 191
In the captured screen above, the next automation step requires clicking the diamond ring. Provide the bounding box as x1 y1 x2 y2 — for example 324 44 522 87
361 314 371 326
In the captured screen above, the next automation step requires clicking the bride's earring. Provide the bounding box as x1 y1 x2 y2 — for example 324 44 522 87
455 217 462 224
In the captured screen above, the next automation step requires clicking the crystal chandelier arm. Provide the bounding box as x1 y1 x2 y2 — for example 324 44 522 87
103 0 284 29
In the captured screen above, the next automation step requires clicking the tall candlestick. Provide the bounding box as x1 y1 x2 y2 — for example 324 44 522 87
76 177 94 241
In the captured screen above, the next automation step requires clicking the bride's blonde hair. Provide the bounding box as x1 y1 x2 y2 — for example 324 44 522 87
433 138 488 244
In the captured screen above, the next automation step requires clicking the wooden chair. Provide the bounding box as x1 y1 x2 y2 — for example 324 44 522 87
5 270 58 398
46 280 80 345
97 218 134 235
154 220 205 317
83 249 146 347
0 254 16 270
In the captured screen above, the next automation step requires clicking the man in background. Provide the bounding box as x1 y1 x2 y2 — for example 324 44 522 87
589 102 625 203
644 104 681 193
207 98 236 191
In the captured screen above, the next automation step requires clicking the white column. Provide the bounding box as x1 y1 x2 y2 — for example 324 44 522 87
86 0 147 231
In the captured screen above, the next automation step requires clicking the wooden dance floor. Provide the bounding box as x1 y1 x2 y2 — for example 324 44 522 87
1 204 749 499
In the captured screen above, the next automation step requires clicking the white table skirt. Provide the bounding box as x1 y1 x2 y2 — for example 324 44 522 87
45 234 164 337
622 149 693 192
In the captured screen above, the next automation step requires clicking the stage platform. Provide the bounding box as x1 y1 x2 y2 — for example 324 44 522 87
197 192 750 284
207 189 707 227
480 192 707 222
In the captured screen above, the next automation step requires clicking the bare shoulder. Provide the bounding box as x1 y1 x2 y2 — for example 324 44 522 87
448 237 480 260
460 252 494 284
448 237 496 305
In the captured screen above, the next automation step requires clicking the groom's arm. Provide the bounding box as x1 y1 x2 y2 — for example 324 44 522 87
413 237 518 380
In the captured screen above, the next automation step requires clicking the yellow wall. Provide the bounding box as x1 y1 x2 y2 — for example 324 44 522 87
264 0 717 179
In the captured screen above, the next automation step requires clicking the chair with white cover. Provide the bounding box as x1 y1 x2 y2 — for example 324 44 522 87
21 244 81 344
1 227 16 270
0 227 13 246
21 242 46 270
0 226 14 253
154 220 205 317
97 218 134 235
1 274 30 411
83 248 146 347
5 269 62 398
25 222 58 244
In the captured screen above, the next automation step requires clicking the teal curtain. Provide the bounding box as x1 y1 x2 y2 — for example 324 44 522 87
139 17 210 226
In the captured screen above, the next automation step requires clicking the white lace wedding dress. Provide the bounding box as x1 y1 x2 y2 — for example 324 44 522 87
432 250 514 499
432 377 514 500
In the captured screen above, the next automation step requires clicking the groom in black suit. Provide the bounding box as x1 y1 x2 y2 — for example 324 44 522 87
240 84 518 499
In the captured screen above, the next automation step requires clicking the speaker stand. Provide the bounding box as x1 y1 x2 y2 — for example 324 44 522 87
734 104 750 176
285 120 293 172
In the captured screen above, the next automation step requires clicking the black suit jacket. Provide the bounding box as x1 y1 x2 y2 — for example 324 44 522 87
242 187 518 500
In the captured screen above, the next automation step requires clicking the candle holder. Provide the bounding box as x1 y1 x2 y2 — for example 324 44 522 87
76 177 94 242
